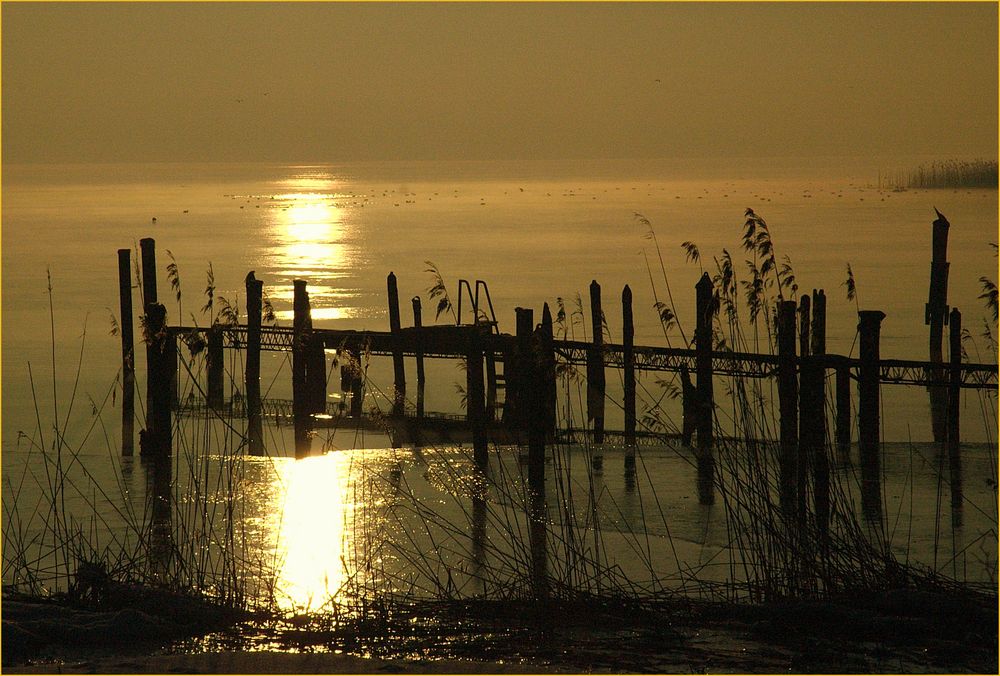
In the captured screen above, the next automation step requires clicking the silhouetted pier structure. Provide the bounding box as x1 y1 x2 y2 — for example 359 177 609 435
118 219 997 528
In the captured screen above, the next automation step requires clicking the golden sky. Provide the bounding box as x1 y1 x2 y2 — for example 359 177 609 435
3 2 996 163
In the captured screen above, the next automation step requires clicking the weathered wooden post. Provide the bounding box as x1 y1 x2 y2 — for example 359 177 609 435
948 307 963 527
809 289 829 537
207 326 224 409
512 307 534 438
777 299 798 513
540 303 557 440
245 272 264 456
927 209 950 443
622 286 636 472
466 327 489 472
292 280 312 457
811 289 826 356
799 293 811 358
141 302 172 458
528 315 548 599
411 297 426 419
140 238 158 425
387 273 406 417
835 362 852 460
695 273 715 504
587 280 606 445
117 249 135 455
858 310 886 519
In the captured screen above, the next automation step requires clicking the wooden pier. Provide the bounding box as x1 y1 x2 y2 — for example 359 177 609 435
118 220 997 519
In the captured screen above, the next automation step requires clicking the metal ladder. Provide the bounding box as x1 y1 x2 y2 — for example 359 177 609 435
456 279 504 417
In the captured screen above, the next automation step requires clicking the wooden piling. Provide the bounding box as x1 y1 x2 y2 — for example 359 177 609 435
412 297 425 419
835 363 851 459
141 303 172 458
207 326 224 409
117 249 135 456
387 272 406 417
777 299 798 512
858 310 886 519
485 351 498 423
513 307 534 436
799 293 811 358
695 273 714 504
541 303 557 439
811 289 826 356
948 307 963 526
622 286 636 455
293 280 311 456
927 209 951 443
587 280 606 444
245 273 264 456
527 317 548 598
308 338 326 414
139 238 158 428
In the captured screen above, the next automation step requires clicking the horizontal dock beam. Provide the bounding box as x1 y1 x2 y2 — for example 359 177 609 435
170 324 998 389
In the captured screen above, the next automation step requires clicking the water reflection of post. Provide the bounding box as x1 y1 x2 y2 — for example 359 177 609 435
947 308 963 529
141 456 173 580
528 312 549 599
471 487 488 597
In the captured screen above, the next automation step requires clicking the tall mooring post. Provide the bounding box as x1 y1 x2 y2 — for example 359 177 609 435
622 286 636 473
245 273 264 456
858 310 886 520
412 297 426 419
540 303 557 440
293 280 314 457
387 273 406 417
466 327 489 473
512 307 534 438
140 238 158 426
587 280 606 444
948 307 963 527
117 249 135 456
141 302 172 458
777 299 798 512
927 209 951 443
695 273 715 504
808 289 829 537
528 310 548 599
796 295 810 521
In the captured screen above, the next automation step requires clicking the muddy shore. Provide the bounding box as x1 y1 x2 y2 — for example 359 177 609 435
4 585 996 674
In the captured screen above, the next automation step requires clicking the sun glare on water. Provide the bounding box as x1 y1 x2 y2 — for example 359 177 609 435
269 452 354 614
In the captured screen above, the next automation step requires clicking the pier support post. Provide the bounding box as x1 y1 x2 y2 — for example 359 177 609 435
485 350 498 423
927 209 951 443
466 328 489 473
117 249 135 456
387 273 406 417
207 326 224 410
799 293 811 358
513 307 534 438
622 286 636 473
835 363 851 460
140 238 158 429
777 299 798 513
695 273 715 504
587 280 606 445
540 303 557 440
528 316 548 599
141 303 172 458
811 289 826 356
858 310 886 519
948 308 963 527
293 280 313 457
245 273 264 456
412 297 426 419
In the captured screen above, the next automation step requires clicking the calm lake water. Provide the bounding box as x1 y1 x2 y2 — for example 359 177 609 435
2 157 997 607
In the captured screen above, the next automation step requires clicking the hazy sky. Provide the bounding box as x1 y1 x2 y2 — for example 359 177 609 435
3 2 997 163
